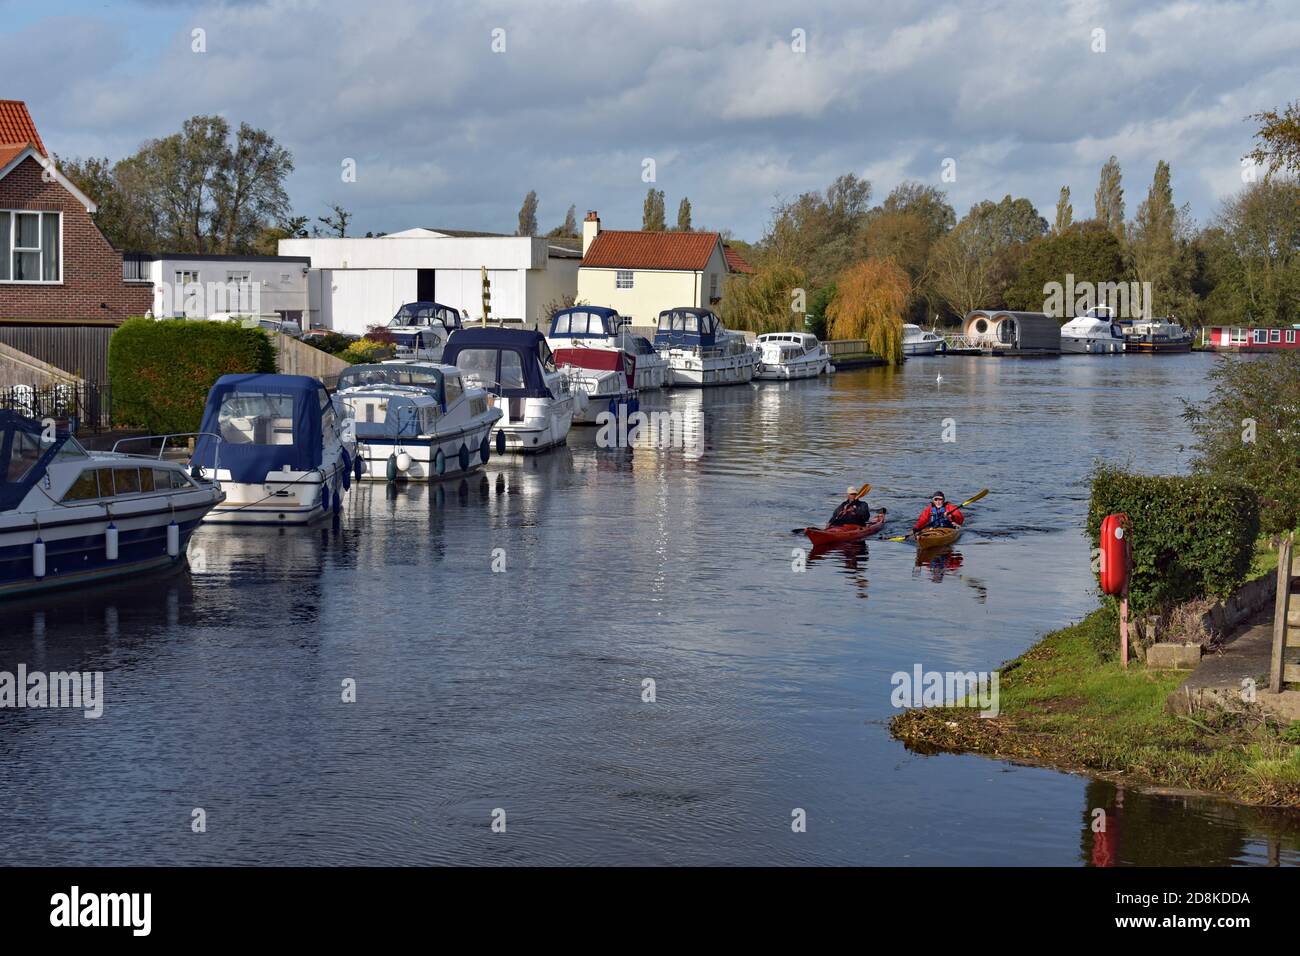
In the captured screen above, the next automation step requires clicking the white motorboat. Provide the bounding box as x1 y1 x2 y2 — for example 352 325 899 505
755 332 834 380
1060 307 1126 354
443 327 578 452
654 308 761 387
0 411 223 598
386 301 465 361
902 324 946 356
547 305 670 390
191 373 358 524
552 347 639 425
1119 315 1194 354
335 362 503 480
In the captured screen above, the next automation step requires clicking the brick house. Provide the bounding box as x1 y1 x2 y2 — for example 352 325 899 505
0 100 151 384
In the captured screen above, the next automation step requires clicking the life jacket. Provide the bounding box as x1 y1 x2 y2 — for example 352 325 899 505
927 504 956 528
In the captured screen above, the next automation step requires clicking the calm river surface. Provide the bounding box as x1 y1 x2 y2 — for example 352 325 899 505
3 352 1298 865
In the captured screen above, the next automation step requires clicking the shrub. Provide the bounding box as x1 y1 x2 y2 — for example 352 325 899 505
339 338 396 364
109 317 276 433
1087 465 1260 614
1183 352 1300 534
305 332 356 355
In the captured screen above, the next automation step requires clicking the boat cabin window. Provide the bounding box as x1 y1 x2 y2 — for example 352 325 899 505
444 376 463 405
3 427 45 483
217 393 296 446
500 351 525 389
62 470 100 501
538 341 556 372
553 314 571 334
64 466 186 502
455 348 500 383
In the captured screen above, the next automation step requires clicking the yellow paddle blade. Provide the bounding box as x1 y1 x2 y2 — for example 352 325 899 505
857 482 871 498
959 488 989 508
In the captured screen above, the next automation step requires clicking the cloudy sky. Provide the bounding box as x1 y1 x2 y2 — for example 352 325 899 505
5 0 1297 241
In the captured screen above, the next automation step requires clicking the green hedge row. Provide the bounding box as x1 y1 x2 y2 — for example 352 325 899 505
109 318 277 434
1087 466 1260 614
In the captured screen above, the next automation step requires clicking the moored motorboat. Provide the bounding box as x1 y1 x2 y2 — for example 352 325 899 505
902 324 946 356
755 332 834 380
547 305 669 390
387 301 465 360
335 362 502 480
191 374 357 524
552 347 639 425
654 308 760 387
0 411 223 598
804 512 886 547
443 327 578 452
1060 307 1126 354
1118 316 1193 353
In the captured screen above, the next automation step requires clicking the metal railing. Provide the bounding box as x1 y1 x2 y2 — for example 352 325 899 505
0 381 112 432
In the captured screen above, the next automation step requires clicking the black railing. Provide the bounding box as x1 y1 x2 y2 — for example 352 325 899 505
0 382 112 433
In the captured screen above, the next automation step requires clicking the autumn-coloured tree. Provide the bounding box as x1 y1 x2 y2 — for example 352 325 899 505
825 258 910 365
718 262 807 334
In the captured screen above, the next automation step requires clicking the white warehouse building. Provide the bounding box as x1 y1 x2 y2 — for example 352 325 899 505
127 253 312 321
279 228 581 335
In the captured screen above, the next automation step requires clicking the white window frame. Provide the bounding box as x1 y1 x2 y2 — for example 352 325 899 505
1270 328 1281 343
174 270 202 317
709 273 719 299
1287 330 1296 344
0 209 62 284
1254 328 1268 344
615 270 634 290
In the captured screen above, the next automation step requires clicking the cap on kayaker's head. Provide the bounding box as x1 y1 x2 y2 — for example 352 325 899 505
932 492 946 505
846 486 858 499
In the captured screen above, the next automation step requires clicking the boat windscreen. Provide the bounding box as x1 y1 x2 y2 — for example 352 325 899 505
0 411 82 510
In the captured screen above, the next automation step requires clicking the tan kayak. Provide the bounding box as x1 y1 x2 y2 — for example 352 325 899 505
915 526 961 550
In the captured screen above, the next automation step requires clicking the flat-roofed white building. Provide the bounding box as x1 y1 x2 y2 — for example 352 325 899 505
279 228 581 335
128 253 312 321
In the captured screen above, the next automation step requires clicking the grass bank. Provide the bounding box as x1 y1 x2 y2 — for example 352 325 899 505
889 606 1300 807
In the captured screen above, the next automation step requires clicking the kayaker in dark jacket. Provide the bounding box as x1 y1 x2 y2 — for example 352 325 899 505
829 486 874 527
913 492 964 532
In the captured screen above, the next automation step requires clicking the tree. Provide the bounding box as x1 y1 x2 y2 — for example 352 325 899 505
1053 186 1073 234
927 195 1046 317
760 172 872 287
546 204 578 238
1129 161 1194 315
1004 221 1128 314
1183 352 1300 534
718 262 807 334
676 197 692 231
1094 155 1125 239
642 188 666 231
56 154 152 251
825 258 909 364
317 204 351 238
1247 101 1300 178
1201 178 1300 327
517 190 539 236
217 123 294 253
875 181 955 239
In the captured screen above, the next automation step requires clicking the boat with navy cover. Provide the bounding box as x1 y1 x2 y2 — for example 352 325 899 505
443 327 578 452
335 361 503 480
191 374 357 524
654 308 760 387
546 305 670 390
386 301 465 361
0 411 223 597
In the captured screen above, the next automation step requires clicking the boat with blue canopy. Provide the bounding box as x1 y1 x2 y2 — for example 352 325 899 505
546 305 669 390
387 301 465 361
0 411 223 597
442 327 578 452
335 361 502 481
191 374 357 524
654 307 760 387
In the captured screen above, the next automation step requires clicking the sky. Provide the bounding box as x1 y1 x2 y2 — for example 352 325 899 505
4 0 1298 242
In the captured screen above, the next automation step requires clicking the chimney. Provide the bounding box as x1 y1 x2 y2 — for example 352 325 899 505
582 210 600 255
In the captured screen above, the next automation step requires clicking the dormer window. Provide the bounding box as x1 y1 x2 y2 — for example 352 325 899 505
0 210 61 282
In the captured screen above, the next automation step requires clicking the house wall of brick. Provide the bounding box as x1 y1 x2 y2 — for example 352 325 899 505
0 155 152 322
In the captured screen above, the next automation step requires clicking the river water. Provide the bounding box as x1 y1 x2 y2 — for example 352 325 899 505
2 352 1298 865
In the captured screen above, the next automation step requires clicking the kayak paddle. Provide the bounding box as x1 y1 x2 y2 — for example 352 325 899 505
791 482 871 534
883 488 990 541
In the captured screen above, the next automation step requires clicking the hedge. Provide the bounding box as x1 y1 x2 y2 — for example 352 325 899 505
108 318 277 434
1087 466 1260 614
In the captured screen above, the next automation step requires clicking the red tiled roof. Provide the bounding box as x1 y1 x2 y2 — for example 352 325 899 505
0 100 46 156
723 244 755 274
0 143 28 170
582 230 721 271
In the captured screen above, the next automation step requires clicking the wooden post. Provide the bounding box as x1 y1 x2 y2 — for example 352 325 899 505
1269 532 1293 694
1120 582 1130 669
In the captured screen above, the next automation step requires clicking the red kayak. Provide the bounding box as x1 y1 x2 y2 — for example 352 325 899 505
804 513 886 547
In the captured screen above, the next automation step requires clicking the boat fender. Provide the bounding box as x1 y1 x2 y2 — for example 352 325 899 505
105 522 119 561
33 537 46 578
387 453 398 481
435 448 446 475
495 430 506 455
341 449 352 490
167 520 180 557
458 444 470 472
608 397 618 418
321 483 330 511
395 451 412 473
353 453 364 481
480 435 490 465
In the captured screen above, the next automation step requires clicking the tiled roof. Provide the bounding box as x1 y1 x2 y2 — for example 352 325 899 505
0 143 29 170
582 230 721 271
0 100 46 156
723 244 755 274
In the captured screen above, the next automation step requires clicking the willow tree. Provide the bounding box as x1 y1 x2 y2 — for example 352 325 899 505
718 262 807 334
825 258 909 364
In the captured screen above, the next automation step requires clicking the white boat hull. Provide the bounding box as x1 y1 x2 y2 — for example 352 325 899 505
202 459 351 524
755 355 831 380
665 351 761 388
903 341 943 356
493 395 575 452
356 419 497 481
1061 335 1125 354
